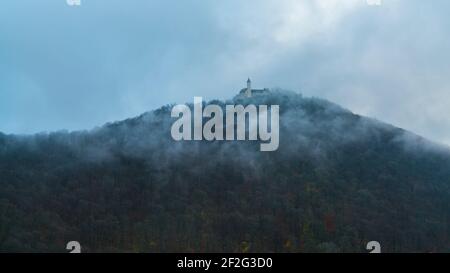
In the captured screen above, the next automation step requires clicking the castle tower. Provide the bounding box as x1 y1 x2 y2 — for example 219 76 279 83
246 78 252 97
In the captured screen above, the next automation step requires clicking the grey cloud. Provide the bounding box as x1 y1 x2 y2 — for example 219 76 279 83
1 0 450 147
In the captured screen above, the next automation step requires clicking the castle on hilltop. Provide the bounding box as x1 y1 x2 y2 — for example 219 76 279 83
239 78 269 98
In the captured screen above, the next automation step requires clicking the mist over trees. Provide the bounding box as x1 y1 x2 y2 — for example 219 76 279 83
1 90 450 252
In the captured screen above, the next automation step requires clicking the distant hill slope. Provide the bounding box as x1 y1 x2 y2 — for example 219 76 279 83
1 90 450 252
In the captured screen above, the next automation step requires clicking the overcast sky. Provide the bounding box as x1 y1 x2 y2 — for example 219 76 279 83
1 0 450 145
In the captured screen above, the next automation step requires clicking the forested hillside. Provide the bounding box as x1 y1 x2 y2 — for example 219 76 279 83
1 90 450 252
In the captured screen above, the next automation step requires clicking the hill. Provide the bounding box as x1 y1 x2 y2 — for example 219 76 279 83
1 90 450 252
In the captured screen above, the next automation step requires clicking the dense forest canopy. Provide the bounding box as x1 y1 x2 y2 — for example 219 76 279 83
1 90 450 252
